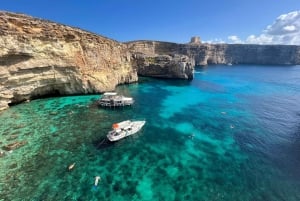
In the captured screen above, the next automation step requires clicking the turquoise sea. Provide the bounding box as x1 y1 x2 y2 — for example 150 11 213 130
1 65 300 201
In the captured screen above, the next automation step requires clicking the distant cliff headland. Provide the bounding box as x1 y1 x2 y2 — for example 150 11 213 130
127 37 300 66
0 11 299 111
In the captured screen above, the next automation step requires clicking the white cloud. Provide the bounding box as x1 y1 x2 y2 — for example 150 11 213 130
265 11 300 36
246 34 273 44
225 11 300 45
283 25 296 32
203 38 225 44
228 35 243 44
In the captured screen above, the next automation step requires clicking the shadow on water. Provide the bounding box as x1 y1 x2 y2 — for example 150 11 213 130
92 129 146 150
138 76 192 87
271 121 300 180
92 137 115 150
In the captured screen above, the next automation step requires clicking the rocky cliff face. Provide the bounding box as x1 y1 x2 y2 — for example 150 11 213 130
184 43 300 65
126 41 194 79
0 12 194 111
1 11 300 111
0 11 138 111
127 41 300 66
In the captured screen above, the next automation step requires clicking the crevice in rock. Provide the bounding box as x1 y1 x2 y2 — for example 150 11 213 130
0 53 33 66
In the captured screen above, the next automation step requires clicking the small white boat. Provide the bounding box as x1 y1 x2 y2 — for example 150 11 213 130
227 57 233 66
107 120 146 142
98 92 134 107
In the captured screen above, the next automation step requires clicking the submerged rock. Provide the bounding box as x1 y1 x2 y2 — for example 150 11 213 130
2 140 27 151
0 151 5 157
7 134 18 141
9 163 18 169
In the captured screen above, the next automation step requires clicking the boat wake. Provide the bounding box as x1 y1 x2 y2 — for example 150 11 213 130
194 71 206 74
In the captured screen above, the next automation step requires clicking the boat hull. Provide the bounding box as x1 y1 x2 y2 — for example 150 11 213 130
98 92 134 107
107 120 145 142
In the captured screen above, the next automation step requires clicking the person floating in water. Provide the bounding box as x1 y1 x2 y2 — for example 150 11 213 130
92 176 101 191
94 176 101 186
68 163 76 171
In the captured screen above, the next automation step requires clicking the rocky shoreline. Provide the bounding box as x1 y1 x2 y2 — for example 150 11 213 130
0 11 300 111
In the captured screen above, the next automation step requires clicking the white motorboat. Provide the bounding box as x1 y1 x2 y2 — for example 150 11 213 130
107 120 146 141
98 92 134 107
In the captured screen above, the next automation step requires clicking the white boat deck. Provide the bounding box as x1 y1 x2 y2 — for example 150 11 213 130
107 120 146 141
98 92 134 107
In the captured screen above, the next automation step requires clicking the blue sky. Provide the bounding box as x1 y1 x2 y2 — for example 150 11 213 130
1 0 299 44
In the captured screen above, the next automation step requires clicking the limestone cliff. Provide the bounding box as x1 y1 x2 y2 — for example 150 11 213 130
0 12 194 111
126 41 194 79
127 41 300 66
0 11 137 111
184 43 300 65
1 11 300 111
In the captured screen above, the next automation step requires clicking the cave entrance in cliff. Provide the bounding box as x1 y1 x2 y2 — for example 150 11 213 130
31 89 61 100
8 89 62 107
207 59 214 64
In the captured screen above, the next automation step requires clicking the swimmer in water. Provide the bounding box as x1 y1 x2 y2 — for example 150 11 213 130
94 176 101 186
68 163 76 171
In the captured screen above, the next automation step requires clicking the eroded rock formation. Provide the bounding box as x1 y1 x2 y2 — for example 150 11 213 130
126 41 194 79
0 11 194 111
127 41 300 66
0 12 137 111
185 43 300 66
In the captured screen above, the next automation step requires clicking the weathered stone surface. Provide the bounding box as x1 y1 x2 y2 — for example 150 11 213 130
126 41 194 79
184 43 300 65
128 41 300 66
0 11 138 111
132 53 194 79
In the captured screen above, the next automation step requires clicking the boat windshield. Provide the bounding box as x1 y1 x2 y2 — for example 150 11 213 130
113 131 121 136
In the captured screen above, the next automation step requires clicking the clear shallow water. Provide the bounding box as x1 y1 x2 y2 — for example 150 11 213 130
1 65 300 201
